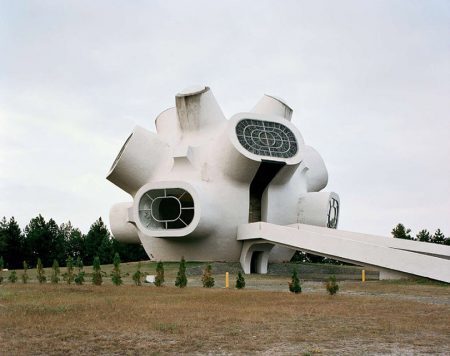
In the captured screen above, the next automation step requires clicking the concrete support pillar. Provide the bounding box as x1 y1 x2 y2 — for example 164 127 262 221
240 240 275 274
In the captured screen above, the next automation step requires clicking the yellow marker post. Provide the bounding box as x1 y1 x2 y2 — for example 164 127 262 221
225 272 229 288
362 269 366 282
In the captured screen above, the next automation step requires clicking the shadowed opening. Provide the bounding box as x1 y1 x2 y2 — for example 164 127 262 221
249 160 285 223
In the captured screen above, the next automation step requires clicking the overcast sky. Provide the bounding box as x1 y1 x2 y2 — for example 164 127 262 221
1 1 449 238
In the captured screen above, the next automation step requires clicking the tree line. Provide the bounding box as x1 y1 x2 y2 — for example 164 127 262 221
391 223 450 244
0 215 147 269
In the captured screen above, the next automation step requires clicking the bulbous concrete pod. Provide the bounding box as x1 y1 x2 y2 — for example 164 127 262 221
107 87 339 264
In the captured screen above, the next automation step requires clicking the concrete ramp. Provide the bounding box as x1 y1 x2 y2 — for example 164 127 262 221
237 222 450 283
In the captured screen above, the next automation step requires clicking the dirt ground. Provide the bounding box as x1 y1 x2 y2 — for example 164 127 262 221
0 262 449 355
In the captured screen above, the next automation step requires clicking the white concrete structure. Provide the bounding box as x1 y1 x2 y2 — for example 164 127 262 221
238 223 450 282
107 86 450 283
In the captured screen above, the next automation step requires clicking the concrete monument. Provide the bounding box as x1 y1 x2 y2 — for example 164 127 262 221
107 86 450 283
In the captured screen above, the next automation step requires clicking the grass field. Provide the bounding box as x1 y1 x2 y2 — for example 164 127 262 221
0 262 449 355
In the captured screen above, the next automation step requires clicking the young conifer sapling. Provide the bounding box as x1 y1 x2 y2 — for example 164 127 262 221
65 256 74 284
111 253 123 286
289 268 301 294
92 256 103 285
36 258 46 284
22 261 29 284
74 257 85 285
175 256 187 288
51 259 60 284
154 261 165 287
236 271 246 289
8 270 18 283
132 262 144 286
201 264 215 288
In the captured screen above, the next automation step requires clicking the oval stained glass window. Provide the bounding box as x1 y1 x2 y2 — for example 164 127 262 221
235 119 298 158
139 188 195 230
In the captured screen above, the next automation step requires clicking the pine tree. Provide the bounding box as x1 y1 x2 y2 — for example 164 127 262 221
154 261 165 287
8 270 17 283
201 264 215 288
51 259 60 283
325 275 339 295
84 218 112 265
74 257 85 285
132 262 144 286
236 271 246 289
65 256 74 284
391 223 412 240
175 256 187 288
1 217 24 269
111 253 122 286
36 257 46 283
416 229 431 242
0 256 4 284
21 261 29 284
289 268 301 293
92 256 102 285
432 229 446 244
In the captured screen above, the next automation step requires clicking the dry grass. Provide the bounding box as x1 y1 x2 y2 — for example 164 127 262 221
1 277 449 355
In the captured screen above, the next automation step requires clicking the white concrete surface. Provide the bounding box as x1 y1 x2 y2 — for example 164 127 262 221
237 222 450 283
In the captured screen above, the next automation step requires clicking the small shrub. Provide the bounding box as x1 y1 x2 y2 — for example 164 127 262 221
154 261 165 287
74 257 85 285
289 268 302 294
22 261 29 284
236 271 246 289
132 262 144 286
111 253 123 286
0 256 4 284
36 258 46 284
175 256 187 288
325 275 339 295
201 264 215 288
92 256 102 285
64 256 74 284
8 270 18 283
51 259 60 284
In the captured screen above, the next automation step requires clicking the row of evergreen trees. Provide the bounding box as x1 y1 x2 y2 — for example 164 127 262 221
0 215 147 269
391 224 449 244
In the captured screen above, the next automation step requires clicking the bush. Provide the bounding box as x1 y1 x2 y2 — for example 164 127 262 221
36 258 46 284
8 270 18 283
132 262 144 286
0 256 4 284
175 257 187 288
236 271 246 289
51 259 60 284
111 253 123 286
92 256 102 285
201 264 215 288
21 261 29 284
325 275 339 295
289 268 301 294
64 256 74 284
74 257 85 285
154 261 164 287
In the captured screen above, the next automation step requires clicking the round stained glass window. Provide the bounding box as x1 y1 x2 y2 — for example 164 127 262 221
235 119 298 158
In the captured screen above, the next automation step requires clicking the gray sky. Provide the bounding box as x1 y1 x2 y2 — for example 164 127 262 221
1 0 449 237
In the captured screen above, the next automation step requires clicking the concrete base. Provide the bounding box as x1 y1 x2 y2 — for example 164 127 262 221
378 269 412 281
